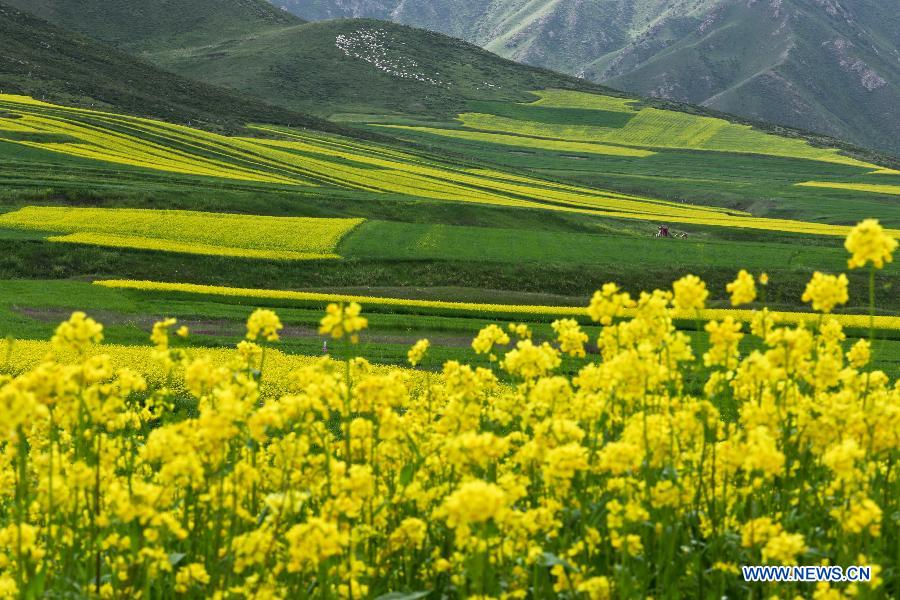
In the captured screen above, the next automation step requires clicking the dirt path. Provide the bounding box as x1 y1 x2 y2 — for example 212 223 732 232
14 307 479 348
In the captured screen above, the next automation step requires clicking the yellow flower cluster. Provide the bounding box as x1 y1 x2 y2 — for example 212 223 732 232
0 224 897 597
407 339 430 367
844 218 897 269
726 269 757 306
319 302 368 343
802 272 849 314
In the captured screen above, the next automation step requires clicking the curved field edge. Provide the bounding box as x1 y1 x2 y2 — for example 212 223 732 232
0 94 887 238
796 182 900 196
93 280 900 331
46 233 341 261
0 206 364 258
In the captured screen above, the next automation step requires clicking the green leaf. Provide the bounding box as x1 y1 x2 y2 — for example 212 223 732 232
168 552 186 567
537 552 580 572
399 463 416 486
374 592 431 600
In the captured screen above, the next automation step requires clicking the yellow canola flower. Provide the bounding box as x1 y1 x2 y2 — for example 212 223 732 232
407 339 430 367
51 311 103 354
588 283 635 326
762 532 807 565
846 339 871 369
246 309 284 343
440 480 507 529
726 270 757 307
174 563 210 593
502 339 561 380
285 518 346 572
319 302 368 343
551 319 589 358
472 324 510 357
844 219 897 269
802 272 849 314
672 274 708 312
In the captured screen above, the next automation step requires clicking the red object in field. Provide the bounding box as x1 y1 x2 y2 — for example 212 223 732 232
657 225 671 237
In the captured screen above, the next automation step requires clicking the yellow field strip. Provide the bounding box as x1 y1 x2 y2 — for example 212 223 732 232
93 280 900 331
0 207 363 259
0 94 890 239
46 233 339 261
796 181 900 196
378 124 656 157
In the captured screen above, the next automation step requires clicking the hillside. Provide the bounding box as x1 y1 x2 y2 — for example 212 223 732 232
0 3 337 132
276 0 900 156
3 0 597 119
4 0 301 51
144 19 595 118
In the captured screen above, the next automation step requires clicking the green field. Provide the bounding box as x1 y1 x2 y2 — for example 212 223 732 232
2 279 899 378
1 6 899 596
0 89 897 375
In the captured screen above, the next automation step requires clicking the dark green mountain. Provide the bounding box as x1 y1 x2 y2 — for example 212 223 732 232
274 0 900 156
3 0 596 119
0 2 337 132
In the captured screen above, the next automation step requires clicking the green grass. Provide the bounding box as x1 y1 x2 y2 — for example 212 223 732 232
339 220 856 271
0 4 334 134
378 123 900 227
1 279 898 376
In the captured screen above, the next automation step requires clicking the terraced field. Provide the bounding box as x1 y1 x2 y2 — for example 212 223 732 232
0 206 362 260
381 89 884 169
0 90 898 376
1 94 893 237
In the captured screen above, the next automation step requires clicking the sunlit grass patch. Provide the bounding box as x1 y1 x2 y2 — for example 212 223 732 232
457 109 879 169
376 124 655 157
528 89 639 112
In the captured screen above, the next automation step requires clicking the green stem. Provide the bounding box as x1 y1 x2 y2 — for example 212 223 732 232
868 265 876 347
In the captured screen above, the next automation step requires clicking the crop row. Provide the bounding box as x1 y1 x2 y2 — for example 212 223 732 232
93 279 900 331
797 181 900 196
0 94 883 238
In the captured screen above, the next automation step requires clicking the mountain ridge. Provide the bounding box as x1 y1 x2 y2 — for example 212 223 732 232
273 0 900 156
0 2 337 133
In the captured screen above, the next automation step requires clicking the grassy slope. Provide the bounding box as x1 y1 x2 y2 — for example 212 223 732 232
3 0 302 50
7 0 896 168
144 19 598 119
0 3 337 133
4 0 598 118
281 0 900 157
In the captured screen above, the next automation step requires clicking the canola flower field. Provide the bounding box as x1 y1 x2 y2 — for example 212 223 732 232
0 220 897 598
797 182 900 196
1 93 894 238
0 207 363 261
94 279 900 332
